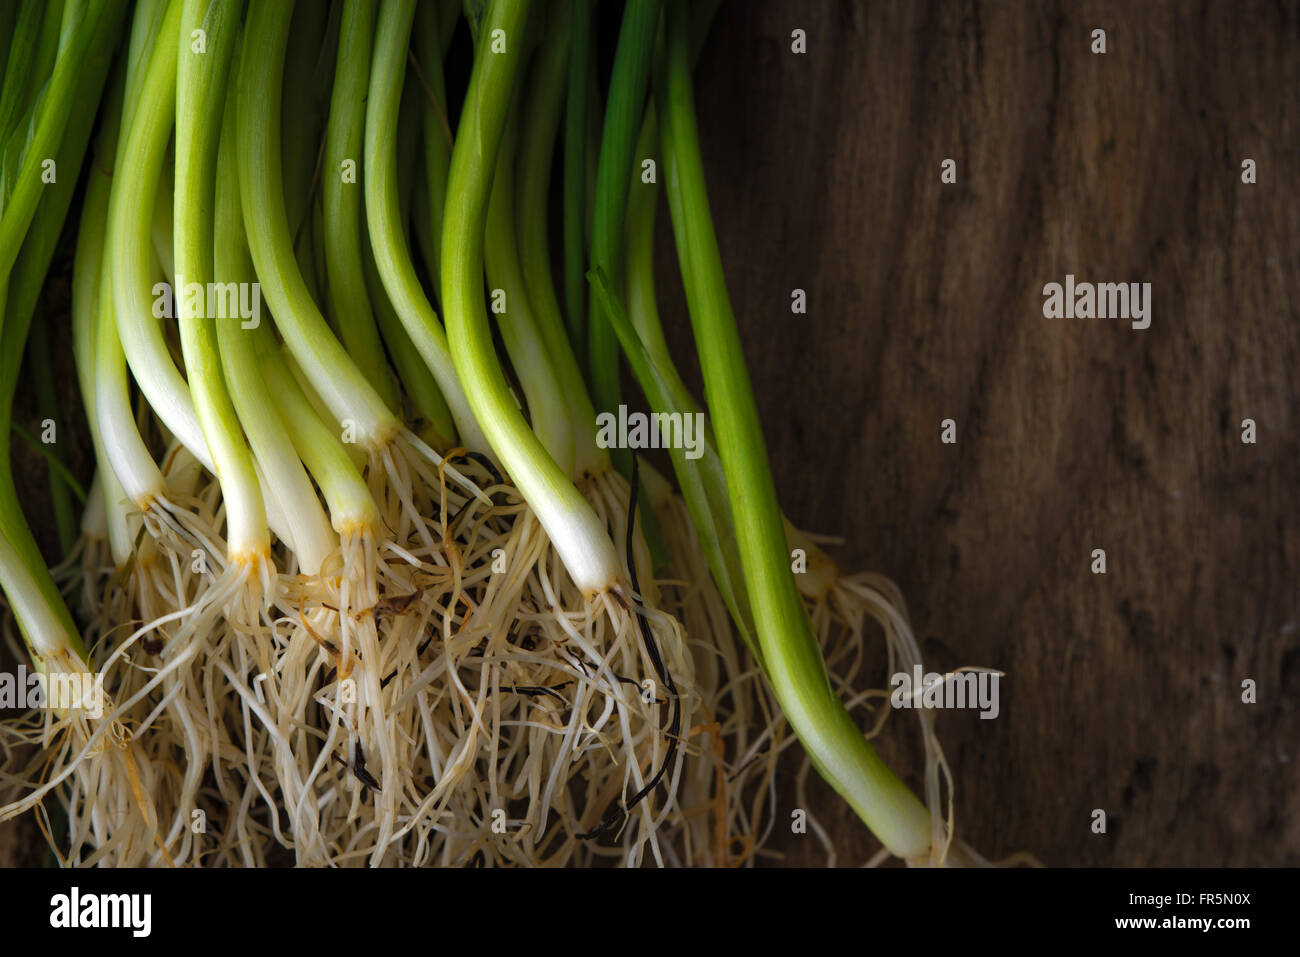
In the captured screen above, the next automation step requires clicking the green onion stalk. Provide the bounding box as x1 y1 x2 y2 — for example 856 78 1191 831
407 0 450 309
211 79 359 864
514 0 607 484
0 0 171 859
586 29 958 865
561 0 593 360
559 0 787 864
509 8 737 860
384 0 456 440
584 0 660 482
322 0 399 415
442 0 695 862
239 0 477 505
444 0 617 596
486 19 690 858
237 0 392 456
0 0 124 691
0 0 985 868
365 0 486 455
237 0 488 631
75 0 272 866
70 6 164 653
363 0 694 863
236 11 428 858
95 0 290 584
174 0 268 580
656 0 957 865
235 1 502 863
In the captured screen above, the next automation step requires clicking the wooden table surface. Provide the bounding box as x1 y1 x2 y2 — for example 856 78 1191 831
3 0 1296 867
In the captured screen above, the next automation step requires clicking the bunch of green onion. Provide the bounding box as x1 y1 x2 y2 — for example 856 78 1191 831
0 0 979 867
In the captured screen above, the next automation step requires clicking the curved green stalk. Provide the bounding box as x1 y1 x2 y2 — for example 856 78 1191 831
95 221 170 507
279 0 331 248
95 0 176 508
108 0 219 474
0 524 82 667
590 266 758 666
585 0 662 481
622 112 677 372
443 0 621 596
215 70 343 573
0 2 43 143
19 0 65 120
120 0 171 114
149 157 175 282
175 0 267 560
365 0 483 452
1 353 79 662
485 102 574 475
0 0 110 313
513 10 669 571
322 0 397 411
561 0 592 358
94 256 166 507
514 0 606 479
410 0 451 306
362 234 453 446
258 353 378 534
237 0 399 451
660 0 932 861
70 75 133 564
8 0 124 398
0 0 127 667
611 66 754 653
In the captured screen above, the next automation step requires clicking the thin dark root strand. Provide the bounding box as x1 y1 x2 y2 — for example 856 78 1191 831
580 456 681 841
